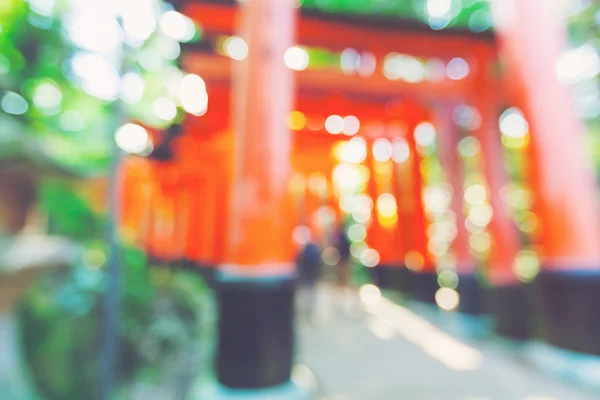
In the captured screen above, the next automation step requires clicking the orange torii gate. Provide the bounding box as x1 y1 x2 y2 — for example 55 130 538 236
116 0 538 392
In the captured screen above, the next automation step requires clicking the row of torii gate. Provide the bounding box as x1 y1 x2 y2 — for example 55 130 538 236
119 0 600 394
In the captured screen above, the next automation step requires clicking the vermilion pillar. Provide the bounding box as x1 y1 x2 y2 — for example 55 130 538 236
492 0 600 352
434 103 473 274
366 137 404 289
471 56 521 285
434 103 485 314
399 103 437 303
471 54 527 336
491 0 600 266
215 0 299 393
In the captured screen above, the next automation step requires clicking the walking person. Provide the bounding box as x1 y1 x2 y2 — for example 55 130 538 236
334 223 353 314
295 231 323 324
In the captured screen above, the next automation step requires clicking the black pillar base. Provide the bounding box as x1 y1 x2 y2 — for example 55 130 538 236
456 274 488 316
489 282 534 340
370 265 411 292
407 270 439 305
216 274 295 389
537 268 600 355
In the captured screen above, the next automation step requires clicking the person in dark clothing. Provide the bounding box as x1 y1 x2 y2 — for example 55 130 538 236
334 224 352 289
296 234 323 322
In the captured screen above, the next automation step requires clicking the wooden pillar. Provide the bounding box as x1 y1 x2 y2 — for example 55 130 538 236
434 103 473 274
215 0 299 391
491 0 600 268
491 0 600 349
404 106 434 273
394 102 437 303
472 57 521 286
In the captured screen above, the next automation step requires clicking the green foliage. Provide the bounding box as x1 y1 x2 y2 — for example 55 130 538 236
17 246 214 400
568 2 600 176
301 0 492 32
39 179 105 240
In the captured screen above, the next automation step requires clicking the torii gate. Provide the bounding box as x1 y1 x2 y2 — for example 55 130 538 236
116 0 600 393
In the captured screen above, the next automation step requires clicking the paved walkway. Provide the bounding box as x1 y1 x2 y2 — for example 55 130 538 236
297 285 598 400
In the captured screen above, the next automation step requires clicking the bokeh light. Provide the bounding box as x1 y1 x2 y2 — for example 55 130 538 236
435 288 460 311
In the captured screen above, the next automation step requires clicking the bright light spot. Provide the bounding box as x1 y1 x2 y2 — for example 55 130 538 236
368 317 395 340
71 53 120 101
156 36 181 60
438 270 459 289
555 44 600 84
120 72 145 104
464 185 487 206
360 248 380 268
377 194 397 218
284 46 309 71
392 138 410 163
292 225 311 245
288 111 307 131
138 47 163 71
446 58 470 80
358 51 377 77
342 115 360 136
179 74 208 116
348 224 367 242
121 0 157 44
224 36 249 61
428 238 449 257
359 284 382 305
153 97 177 121
340 194 359 214
468 9 492 33
500 107 529 138
1 91 28 115
160 11 195 42
514 250 540 282
325 115 344 134
333 164 364 193
137 140 154 157
66 16 122 52
341 137 367 164
435 288 460 311
429 16 451 30
468 205 493 227
424 186 452 214
469 232 492 254
384 53 425 83
322 247 340 266
340 48 360 74
33 82 62 113
405 251 425 271
373 138 393 162
350 242 367 258
28 0 54 16
453 104 482 131
291 365 319 394
458 136 481 157
427 0 452 18
425 58 447 82
115 123 149 155
352 207 371 224
518 212 540 234
415 122 436 147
